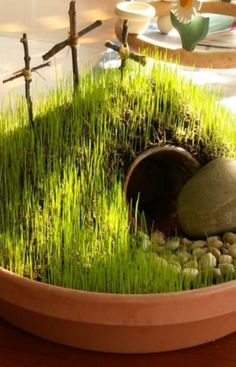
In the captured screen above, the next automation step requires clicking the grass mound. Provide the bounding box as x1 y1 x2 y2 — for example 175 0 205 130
0 59 236 293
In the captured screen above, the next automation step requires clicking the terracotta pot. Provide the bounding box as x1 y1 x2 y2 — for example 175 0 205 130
1 266 236 353
124 145 200 234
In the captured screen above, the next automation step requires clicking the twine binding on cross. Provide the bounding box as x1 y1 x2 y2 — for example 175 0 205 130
119 44 130 60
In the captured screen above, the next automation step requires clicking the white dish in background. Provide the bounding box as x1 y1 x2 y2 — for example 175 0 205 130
115 1 156 34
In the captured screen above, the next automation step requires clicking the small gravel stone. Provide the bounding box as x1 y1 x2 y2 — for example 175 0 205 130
165 237 180 251
192 247 208 259
184 260 199 269
169 254 178 261
208 247 221 259
183 268 199 279
169 261 182 273
181 237 192 247
142 235 152 251
228 244 236 258
199 253 217 270
212 268 222 279
191 240 207 251
218 263 235 276
151 230 166 247
178 251 192 265
138 231 151 251
221 248 229 255
218 255 233 264
154 256 168 268
207 239 223 249
163 254 178 262
156 246 166 255
207 236 220 243
222 232 236 245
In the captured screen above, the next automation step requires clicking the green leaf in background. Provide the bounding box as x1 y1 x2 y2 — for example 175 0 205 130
208 14 235 33
170 12 210 52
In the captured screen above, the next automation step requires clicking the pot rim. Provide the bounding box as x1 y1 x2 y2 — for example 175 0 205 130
1 266 236 326
124 144 200 192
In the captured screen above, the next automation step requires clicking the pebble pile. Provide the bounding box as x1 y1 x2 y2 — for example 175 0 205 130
140 231 236 281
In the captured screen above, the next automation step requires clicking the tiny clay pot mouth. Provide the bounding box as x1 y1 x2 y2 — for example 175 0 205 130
124 144 201 235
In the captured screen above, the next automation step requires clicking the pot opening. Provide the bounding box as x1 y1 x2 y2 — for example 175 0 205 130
125 145 200 235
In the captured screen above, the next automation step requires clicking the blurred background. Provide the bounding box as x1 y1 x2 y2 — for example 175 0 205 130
0 0 119 100
0 0 236 114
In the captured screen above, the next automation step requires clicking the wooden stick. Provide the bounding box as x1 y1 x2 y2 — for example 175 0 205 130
78 20 102 38
3 72 24 84
104 41 119 52
42 40 68 61
20 33 33 124
129 52 147 66
31 61 51 73
69 0 79 90
42 20 103 62
120 19 129 80
3 62 51 84
122 19 128 48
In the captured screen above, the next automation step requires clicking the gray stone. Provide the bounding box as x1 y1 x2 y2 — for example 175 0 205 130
177 158 236 238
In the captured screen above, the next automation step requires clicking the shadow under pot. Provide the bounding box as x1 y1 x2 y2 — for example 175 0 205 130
124 145 200 235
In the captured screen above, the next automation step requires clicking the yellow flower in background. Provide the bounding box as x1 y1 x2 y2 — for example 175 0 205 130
172 0 202 24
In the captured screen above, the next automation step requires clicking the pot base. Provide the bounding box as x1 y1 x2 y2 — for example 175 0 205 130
1 267 236 353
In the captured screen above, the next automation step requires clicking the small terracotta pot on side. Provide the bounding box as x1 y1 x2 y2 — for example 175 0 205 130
1 266 236 353
124 145 200 235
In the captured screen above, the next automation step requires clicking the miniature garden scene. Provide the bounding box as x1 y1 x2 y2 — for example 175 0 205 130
1 0 236 357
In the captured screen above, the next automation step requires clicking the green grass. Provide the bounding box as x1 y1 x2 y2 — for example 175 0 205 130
0 57 236 293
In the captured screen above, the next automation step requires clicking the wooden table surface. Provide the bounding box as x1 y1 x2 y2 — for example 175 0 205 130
1 317 236 367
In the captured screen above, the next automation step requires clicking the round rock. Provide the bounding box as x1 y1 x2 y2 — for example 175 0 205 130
177 158 236 238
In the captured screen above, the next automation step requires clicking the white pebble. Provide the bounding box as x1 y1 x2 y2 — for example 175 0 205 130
208 247 221 259
165 237 180 251
192 247 208 259
184 260 198 269
200 253 217 270
222 232 236 245
218 255 233 264
191 240 207 251
218 263 235 276
207 239 223 249
151 230 166 246
229 244 236 258
183 268 199 280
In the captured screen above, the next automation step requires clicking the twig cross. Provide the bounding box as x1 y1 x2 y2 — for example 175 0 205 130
105 19 147 80
3 33 51 124
42 0 102 91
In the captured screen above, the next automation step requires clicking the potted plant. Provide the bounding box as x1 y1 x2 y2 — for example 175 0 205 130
0 57 236 353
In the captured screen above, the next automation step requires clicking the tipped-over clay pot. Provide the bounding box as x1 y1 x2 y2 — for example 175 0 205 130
125 145 200 235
